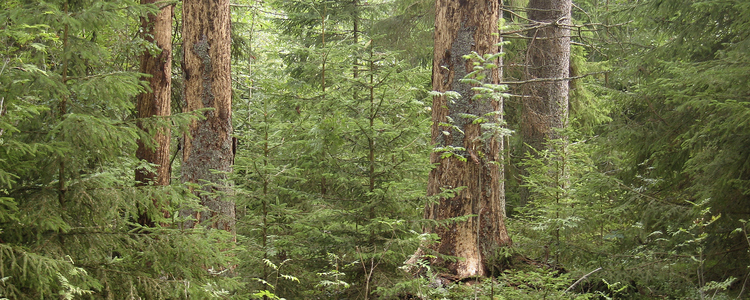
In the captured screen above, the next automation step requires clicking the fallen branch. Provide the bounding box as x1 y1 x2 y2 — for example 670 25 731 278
565 267 602 293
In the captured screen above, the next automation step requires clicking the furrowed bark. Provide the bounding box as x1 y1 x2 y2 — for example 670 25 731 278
181 0 235 232
136 0 173 226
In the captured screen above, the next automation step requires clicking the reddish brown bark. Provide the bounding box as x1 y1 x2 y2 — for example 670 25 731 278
135 0 173 226
180 0 235 232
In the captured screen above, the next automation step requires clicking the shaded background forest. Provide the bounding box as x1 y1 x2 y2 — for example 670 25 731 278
1 0 749 298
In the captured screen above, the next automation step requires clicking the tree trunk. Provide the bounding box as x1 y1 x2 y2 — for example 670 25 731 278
522 0 571 152
423 0 511 279
181 0 235 232
135 0 173 226
519 0 571 205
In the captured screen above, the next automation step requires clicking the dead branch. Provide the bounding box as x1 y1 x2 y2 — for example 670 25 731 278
501 71 608 85
564 267 603 293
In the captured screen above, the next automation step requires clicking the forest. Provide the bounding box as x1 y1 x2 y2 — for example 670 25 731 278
1 0 749 298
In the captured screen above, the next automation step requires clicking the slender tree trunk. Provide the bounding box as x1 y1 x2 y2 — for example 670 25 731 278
422 0 511 279
58 0 70 208
135 0 173 226
523 0 571 149
319 5 327 196
180 0 235 232
499 0 507 219
519 0 571 205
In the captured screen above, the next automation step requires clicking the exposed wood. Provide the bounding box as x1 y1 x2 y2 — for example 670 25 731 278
421 0 511 279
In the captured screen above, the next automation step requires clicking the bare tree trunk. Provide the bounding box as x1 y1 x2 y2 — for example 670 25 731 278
135 0 173 226
421 0 511 279
523 0 571 148
181 0 235 232
519 0 571 205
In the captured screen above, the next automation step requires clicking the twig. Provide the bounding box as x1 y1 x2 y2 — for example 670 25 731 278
501 71 608 85
572 2 591 22
230 4 287 17
0 96 5 138
564 267 602 293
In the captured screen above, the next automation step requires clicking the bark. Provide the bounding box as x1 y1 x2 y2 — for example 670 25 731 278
180 0 235 232
519 0 571 206
135 0 173 226
59 0 70 207
422 0 511 279
522 0 571 152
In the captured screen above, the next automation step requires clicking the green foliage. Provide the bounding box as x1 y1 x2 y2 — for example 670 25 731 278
594 0 750 295
230 1 432 298
515 134 626 268
0 0 243 298
380 259 599 300
493 269 581 300
513 128 742 298
3 0 748 298
377 256 452 300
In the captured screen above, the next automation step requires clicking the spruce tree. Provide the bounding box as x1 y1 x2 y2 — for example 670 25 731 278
0 0 242 297
600 0 750 292
232 1 432 297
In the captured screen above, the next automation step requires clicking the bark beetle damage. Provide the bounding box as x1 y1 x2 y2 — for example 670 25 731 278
193 34 214 108
179 0 234 232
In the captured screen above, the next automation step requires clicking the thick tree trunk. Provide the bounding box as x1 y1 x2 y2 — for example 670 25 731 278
181 0 235 232
423 0 511 279
135 0 172 226
519 0 571 205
